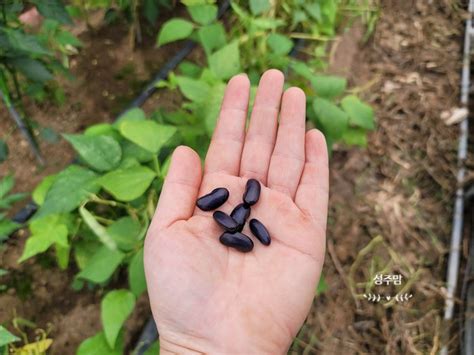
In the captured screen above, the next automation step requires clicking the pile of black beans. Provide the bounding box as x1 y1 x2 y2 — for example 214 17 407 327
196 179 271 252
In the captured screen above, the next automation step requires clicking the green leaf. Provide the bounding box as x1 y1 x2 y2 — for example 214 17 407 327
0 219 20 239
188 4 217 25
32 174 57 206
55 30 82 48
84 124 113 136
178 61 202 78
55 243 70 270
157 19 194 46
316 274 328 295
0 193 27 209
36 165 99 218
340 95 375 130
19 215 68 262
107 217 141 251
98 166 156 202
203 83 226 135
3 29 51 56
249 0 270 15
175 76 210 102
39 127 60 143
160 154 172 178
74 240 101 270
290 60 316 80
143 341 160 355
33 0 73 24
101 290 136 348
122 141 154 163
252 18 285 30
182 0 210 5
267 33 293 55
198 23 226 54
119 120 177 153
79 206 117 250
84 123 121 140
76 246 124 284
11 57 53 83
114 108 146 128
0 326 19 347
128 248 146 296
143 0 160 25
0 175 14 200
0 139 8 164
312 97 349 140
311 75 347 99
63 134 122 172
208 41 241 79
77 331 123 355
341 128 368 147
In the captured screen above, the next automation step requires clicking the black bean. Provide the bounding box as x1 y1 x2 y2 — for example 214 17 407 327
249 218 271 246
196 188 229 211
219 232 254 252
230 203 250 231
243 178 261 206
213 211 240 233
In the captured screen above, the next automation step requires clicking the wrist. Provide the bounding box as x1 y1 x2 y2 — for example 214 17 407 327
158 332 289 355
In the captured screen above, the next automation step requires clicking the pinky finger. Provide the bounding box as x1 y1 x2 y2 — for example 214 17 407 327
295 129 329 228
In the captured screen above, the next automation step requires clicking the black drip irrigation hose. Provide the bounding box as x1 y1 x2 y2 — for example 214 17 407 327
1 92 44 166
132 318 158 355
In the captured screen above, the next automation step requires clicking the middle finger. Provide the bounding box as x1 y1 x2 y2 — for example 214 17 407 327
239 69 284 183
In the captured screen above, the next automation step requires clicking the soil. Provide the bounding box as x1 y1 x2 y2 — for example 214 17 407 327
291 1 463 354
0 0 465 354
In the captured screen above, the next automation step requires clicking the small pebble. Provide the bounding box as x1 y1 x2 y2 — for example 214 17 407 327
249 218 271 246
196 188 229 211
219 232 254 252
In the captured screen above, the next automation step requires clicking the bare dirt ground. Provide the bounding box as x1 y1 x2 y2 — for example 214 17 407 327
0 0 465 354
291 1 463 354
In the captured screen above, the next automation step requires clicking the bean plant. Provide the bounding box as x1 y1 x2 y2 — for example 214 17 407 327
0 0 81 160
15 0 375 353
0 175 26 241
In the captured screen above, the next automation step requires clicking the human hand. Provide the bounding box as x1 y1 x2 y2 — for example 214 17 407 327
144 69 329 354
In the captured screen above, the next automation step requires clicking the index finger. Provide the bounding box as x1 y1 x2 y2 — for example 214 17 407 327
204 74 250 176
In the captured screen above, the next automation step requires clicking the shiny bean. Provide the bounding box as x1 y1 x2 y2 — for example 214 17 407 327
230 203 250 231
243 178 261 206
196 188 229 211
219 232 254 252
249 218 271 246
213 211 240 233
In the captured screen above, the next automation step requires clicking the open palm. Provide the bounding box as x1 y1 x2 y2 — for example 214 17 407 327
144 70 329 354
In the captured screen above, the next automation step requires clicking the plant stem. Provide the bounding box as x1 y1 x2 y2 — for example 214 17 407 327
5 65 23 104
152 155 160 176
289 33 332 41
93 215 114 225
90 195 129 209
